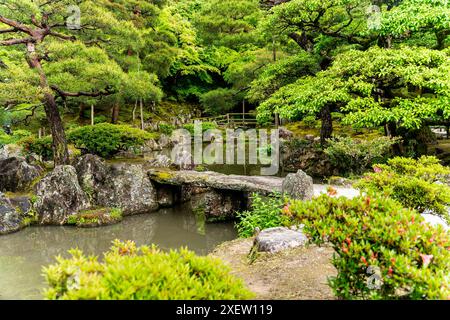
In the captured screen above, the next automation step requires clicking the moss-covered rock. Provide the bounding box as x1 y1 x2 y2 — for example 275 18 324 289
66 207 122 228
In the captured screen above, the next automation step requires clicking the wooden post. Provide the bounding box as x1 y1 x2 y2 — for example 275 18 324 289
242 100 245 124
38 128 42 139
91 105 94 126
275 113 279 128
132 99 137 123
227 113 230 127
140 98 144 130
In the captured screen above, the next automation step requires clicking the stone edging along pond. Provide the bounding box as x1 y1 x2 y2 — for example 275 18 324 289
0 154 314 235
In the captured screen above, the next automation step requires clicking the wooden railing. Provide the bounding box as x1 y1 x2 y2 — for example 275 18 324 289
192 113 261 128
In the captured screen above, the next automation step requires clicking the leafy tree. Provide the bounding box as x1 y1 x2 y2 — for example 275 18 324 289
258 46 450 144
193 0 263 50
0 0 165 164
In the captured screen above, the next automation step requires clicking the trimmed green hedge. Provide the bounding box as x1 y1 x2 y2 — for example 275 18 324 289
44 240 254 300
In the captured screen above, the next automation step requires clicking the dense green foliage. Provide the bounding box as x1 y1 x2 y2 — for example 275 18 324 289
0 129 32 147
290 195 450 300
236 194 287 238
355 156 450 221
19 136 54 161
44 240 254 300
324 136 399 175
67 124 156 158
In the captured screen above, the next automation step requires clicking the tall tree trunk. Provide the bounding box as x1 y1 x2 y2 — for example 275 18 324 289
140 98 144 130
111 102 120 124
387 121 402 155
26 43 69 165
320 105 333 146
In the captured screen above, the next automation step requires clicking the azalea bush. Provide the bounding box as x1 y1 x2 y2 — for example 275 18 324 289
44 240 253 300
19 135 54 161
355 156 450 222
289 195 450 300
236 193 287 238
67 124 156 158
324 136 399 176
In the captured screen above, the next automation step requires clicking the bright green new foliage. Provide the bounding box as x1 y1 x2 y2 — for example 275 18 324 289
355 156 450 221
236 194 288 238
44 240 254 300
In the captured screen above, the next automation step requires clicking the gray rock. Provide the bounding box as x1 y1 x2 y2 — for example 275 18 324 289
75 155 158 215
158 134 172 149
0 145 22 160
0 192 22 235
255 227 308 253
0 157 43 192
147 169 284 195
147 155 174 168
204 189 245 221
74 154 109 204
282 170 314 200
34 165 90 225
278 127 294 140
98 163 158 215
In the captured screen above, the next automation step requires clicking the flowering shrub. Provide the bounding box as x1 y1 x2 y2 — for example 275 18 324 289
19 135 54 161
290 195 450 300
44 240 253 300
355 156 450 221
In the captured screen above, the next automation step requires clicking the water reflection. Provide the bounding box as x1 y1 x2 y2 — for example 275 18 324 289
0 202 237 300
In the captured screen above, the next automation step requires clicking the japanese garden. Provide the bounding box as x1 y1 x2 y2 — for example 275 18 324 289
0 0 450 301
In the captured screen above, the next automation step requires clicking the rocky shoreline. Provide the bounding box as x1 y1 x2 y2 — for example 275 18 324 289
0 154 315 235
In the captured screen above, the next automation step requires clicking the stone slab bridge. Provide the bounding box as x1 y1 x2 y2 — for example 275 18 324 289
147 169 311 221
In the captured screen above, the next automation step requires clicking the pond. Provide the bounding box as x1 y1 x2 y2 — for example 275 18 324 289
0 201 237 300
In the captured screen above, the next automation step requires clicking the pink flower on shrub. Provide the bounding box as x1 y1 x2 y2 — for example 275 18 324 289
374 166 382 173
420 254 433 268
282 204 291 216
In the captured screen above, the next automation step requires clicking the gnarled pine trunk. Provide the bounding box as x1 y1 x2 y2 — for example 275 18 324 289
27 42 69 165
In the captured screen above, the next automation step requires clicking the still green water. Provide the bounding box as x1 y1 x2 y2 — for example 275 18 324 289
0 202 237 300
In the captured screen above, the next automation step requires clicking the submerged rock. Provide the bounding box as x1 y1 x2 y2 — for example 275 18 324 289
0 192 22 235
34 165 90 225
0 157 43 192
282 170 314 200
255 227 308 253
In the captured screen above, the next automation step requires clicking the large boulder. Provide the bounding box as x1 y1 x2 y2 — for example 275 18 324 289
282 170 314 200
0 192 23 235
75 155 158 215
255 227 308 253
0 157 43 192
98 163 158 215
34 165 90 225
0 144 22 160
74 154 109 204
